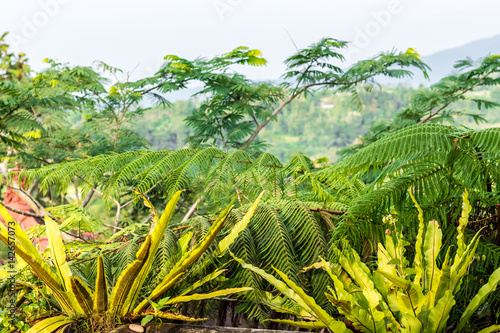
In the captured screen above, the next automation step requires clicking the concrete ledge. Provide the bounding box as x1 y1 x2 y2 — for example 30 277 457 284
111 323 295 333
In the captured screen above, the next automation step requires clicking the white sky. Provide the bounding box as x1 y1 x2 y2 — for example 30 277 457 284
1 0 499 81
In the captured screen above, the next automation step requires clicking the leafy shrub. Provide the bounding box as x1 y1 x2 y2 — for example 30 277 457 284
236 190 500 333
0 191 262 333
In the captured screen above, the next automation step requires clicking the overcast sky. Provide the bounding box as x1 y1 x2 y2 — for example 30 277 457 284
1 0 499 81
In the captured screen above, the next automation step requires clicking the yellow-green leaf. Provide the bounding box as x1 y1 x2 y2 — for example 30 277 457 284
378 271 424 316
450 231 481 293
123 191 182 314
45 215 73 291
0 205 43 262
233 256 311 314
477 325 500 333
434 247 452 302
217 192 263 254
135 199 234 313
179 269 226 296
409 190 425 285
456 266 500 332
178 231 193 255
455 189 472 262
337 248 374 291
265 319 327 329
234 256 349 333
0 269 9 280
165 287 252 306
69 276 94 315
0 207 76 314
133 190 159 225
133 272 184 314
272 269 350 333
260 292 314 319
93 256 108 313
26 315 74 333
424 290 455 333
110 236 151 316
423 219 442 291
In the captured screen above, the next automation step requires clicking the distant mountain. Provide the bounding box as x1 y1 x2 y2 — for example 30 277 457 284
374 34 500 87
418 34 500 85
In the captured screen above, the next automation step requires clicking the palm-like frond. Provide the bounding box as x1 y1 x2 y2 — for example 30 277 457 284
18 148 328 207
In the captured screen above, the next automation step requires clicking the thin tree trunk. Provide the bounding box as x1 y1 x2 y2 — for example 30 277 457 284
181 197 201 222
81 189 95 208
113 202 121 234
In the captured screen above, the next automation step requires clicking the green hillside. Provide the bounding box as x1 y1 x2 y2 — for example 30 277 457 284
134 85 500 162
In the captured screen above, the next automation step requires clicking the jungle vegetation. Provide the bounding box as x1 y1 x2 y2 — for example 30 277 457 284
0 31 500 332
134 84 500 162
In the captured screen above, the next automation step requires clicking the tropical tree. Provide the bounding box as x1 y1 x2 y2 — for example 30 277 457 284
0 33 68 150
174 39 429 152
341 55 500 156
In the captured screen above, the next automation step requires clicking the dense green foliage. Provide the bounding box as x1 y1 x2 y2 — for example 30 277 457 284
0 192 261 332
1 32 500 333
134 85 500 162
236 191 500 332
